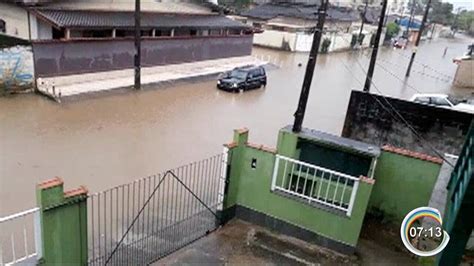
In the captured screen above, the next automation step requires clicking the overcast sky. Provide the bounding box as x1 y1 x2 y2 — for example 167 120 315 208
444 0 473 11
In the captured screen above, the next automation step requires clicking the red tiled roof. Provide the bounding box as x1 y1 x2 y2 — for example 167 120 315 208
382 145 443 164
38 177 63 189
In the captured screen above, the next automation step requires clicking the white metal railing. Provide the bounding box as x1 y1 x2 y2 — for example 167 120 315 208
271 155 360 216
0 207 42 265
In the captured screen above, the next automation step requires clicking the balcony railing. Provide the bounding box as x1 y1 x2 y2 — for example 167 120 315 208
271 155 360 216
0 207 41 265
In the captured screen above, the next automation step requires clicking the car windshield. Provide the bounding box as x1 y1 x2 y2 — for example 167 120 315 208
447 95 461 105
229 70 248 80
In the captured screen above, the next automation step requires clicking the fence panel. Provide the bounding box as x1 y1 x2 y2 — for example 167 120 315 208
88 153 225 265
0 208 41 265
271 154 360 216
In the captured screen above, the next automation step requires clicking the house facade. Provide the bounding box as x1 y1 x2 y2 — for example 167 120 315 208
0 0 254 77
238 2 375 53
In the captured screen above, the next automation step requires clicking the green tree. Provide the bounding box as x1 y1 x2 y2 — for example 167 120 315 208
427 0 454 25
457 10 474 36
385 22 400 41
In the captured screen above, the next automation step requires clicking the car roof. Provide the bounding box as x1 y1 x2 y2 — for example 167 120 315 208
234 65 262 71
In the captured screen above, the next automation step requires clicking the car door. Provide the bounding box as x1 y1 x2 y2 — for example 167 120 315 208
247 70 258 89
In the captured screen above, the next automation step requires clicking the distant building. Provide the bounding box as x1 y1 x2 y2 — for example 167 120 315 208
0 0 253 77
237 2 376 52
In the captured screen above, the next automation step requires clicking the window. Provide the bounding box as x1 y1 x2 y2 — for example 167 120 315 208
228 29 242 35
252 22 262 29
414 97 430 104
154 29 172 37
115 30 135 37
270 25 285 31
52 28 65 39
81 30 113 38
0 19 5 33
174 29 191 36
431 97 451 107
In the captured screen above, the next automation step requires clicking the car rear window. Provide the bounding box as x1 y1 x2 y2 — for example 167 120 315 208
414 97 430 104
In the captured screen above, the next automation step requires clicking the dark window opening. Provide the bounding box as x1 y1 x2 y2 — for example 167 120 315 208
81 30 113 38
52 28 65 39
174 29 191 36
115 30 135 37
190 29 197 36
0 19 5 33
269 25 285 31
141 30 153 37
228 29 242 35
155 29 172 37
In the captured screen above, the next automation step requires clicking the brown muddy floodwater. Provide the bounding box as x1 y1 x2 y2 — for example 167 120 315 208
1 36 472 215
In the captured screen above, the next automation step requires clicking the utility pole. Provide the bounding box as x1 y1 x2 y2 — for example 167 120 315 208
452 7 463 37
292 0 328 133
405 0 432 77
358 0 369 41
134 0 141 90
363 0 388 92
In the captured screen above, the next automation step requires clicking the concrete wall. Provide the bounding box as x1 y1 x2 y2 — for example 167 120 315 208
32 35 253 77
0 45 34 93
224 129 375 251
254 29 374 53
342 91 473 157
453 60 474 88
369 150 442 222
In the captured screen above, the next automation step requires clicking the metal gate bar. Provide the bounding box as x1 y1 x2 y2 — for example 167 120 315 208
87 153 224 265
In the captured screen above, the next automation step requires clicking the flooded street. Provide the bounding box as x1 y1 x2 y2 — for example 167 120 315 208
0 36 472 215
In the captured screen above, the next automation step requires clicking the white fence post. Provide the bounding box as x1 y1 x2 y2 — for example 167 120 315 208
217 147 229 211
347 180 360 217
34 210 42 260
271 155 280 191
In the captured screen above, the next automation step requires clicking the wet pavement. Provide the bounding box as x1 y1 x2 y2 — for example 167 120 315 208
154 219 415 265
1 35 473 216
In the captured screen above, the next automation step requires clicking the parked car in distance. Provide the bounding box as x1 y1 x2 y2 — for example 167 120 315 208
410 93 474 113
217 65 266 92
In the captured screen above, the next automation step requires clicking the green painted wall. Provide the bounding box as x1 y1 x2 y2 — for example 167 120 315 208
36 181 88 265
225 130 375 247
370 151 442 222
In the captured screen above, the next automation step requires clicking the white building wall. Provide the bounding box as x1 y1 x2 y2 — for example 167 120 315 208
254 30 298 51
294 33 312 52
0 2 30 40
255 29 377 53
37 20 52 40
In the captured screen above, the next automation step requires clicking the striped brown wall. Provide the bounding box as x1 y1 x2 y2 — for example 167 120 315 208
32 35 253 77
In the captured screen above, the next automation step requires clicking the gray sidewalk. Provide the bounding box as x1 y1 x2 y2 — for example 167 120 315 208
37 55 267 100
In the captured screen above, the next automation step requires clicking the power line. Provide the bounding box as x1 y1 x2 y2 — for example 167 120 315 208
326 22 469 88
338 53 456 168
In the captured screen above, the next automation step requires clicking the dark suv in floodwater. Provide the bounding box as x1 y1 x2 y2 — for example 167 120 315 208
217 66 266 92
